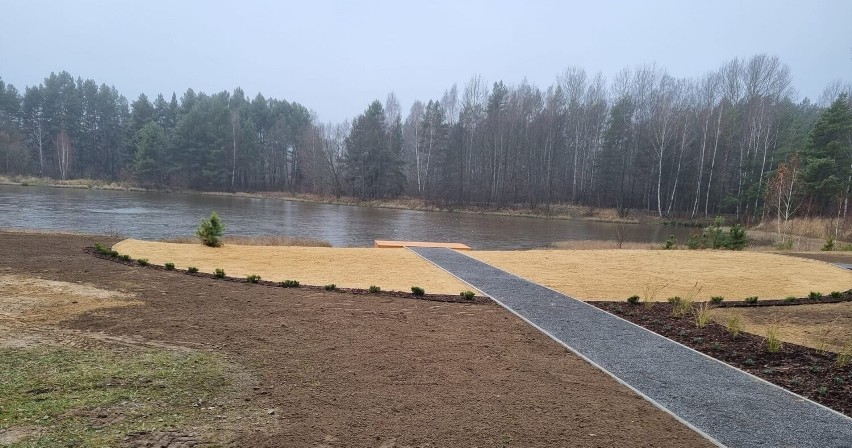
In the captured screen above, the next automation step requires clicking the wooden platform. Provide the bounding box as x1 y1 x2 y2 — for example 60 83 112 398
374 240 472 250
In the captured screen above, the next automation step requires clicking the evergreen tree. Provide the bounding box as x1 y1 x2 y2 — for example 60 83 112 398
800 93 852 213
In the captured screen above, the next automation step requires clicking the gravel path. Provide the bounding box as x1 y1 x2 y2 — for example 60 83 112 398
411 247 852 448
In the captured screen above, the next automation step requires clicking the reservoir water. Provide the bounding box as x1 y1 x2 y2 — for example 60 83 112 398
0 185 693 249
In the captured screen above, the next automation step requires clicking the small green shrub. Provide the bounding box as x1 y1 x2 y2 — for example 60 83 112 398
627 295 640 304
411 286 425 296
164 262 175 271
817 386 828 396
822 237 835 251
777 237 794 250
744 296 758 304
196 211 226 247
246 274 261 284
324 284 337 291
368 285 381 293
710 296 724 304
120 254 131 261
667 296 682 305
744 358 754 366
784 296 797 302
663 235 677 250
94 242 110 255
187 266 199 273
137 258 149 267
461 290 476 300
808 291 822 300
279 279 300 288
727 224 747 250
829 291 842 299
686 233 702 250
214 268 225 278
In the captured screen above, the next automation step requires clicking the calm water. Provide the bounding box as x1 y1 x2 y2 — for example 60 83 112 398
0 185 692 249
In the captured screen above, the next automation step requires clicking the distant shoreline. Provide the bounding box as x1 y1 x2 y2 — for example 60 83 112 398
0 174 655 225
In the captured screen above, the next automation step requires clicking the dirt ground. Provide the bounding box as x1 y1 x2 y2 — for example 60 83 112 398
710 302 852 353
468 249 852 301
113 239 475 295
0 232 714 447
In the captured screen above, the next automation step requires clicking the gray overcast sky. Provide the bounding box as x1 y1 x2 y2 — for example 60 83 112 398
1 0 850 122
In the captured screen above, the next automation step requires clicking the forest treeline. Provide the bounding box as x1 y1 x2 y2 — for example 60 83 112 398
0 54 850 220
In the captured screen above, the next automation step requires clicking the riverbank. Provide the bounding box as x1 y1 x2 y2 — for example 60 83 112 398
0 231 713 446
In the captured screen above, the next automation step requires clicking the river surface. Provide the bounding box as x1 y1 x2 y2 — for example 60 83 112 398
0 185 693 249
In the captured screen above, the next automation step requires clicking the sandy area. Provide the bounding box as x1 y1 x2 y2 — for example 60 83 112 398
711 302 852 353
113 239 475 295
467 250 852 301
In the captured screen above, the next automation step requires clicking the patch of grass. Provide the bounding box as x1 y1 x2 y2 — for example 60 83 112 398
744 296 758 304
744 358 755 366
817 385 828 396
460 290 476 300
726 314 743 337
164 262 175 271
784 296 797 302
837 341 852 368
324 284 337 291
694 302 712 328
710 296 724 304
214 268 225 279
641 283 667 309
0 346 229 446
766 324 783 353
411 286 425 296
279 279 300 288
119 254 131 262
808 291 822 300
187 266 199 273
829 291 842 299
669 296 693 318
627 295 640 304
246 274 261 284
136 258 149 267
368 285 381 293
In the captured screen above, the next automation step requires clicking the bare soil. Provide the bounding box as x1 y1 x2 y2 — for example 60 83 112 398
0 232 714 447
592 301 852 417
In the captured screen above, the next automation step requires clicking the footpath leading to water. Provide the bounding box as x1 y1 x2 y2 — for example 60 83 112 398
410 247 852 448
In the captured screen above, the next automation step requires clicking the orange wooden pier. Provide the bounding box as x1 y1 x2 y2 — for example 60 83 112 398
374 240 472 250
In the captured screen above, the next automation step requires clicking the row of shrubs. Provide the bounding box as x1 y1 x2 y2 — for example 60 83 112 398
627 290 848 306
625 292 852 363
663 217 748 250
96 243 477 299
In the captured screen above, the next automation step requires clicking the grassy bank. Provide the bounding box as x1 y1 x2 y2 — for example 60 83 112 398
0 346 231 446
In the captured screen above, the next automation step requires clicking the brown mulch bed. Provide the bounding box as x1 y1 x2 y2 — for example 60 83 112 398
591 301 852 417
85 247 489 304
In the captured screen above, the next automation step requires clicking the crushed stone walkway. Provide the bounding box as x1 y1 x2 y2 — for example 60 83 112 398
410 247 852 448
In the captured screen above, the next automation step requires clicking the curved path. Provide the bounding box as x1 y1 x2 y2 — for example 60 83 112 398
410 247 852 448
